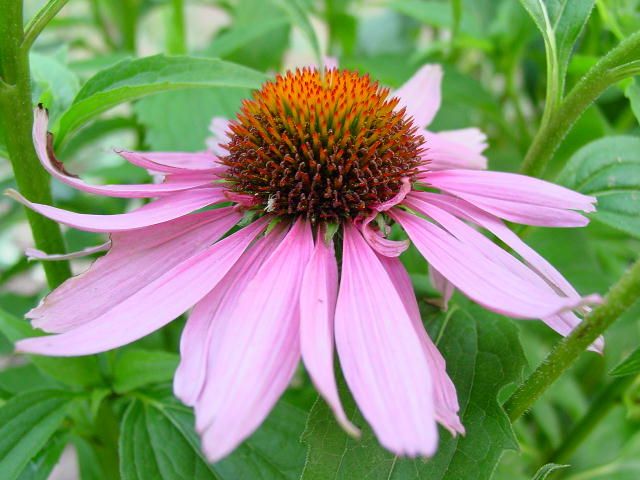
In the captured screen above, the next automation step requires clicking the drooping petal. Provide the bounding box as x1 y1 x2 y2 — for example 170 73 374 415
300 229 359 437
421 128 488 171
379 255 464 435
335 222 438 457
429 266 455 310
6 186 227 233
32 107 212 197
194 219 314 462
393 64 443 129
26 207 241 334
26 242 111 262
174 226 285 407
408 191 604 352
420 169 596 227
16 217 267 356
116 150 223 174
392 208 595 319
205 117 231 157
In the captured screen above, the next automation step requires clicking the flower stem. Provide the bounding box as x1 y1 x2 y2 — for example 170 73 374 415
165 0 187 55
548 374 638 463
520 30 640 178
0 0 71 288
503 259 640 422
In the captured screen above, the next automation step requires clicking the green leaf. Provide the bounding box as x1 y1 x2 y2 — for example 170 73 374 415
0 390 74 480
112 349 179 393
610 348 640 377
558 136 640 238
119 392 307 479
518 0 595 100
0 364 59 397
55 55 267 145
134 88 247 151
300 300 526 479
0 308 103 388
30 51 80 122
625 79 640 126
15 432 68 480
532 463 569 479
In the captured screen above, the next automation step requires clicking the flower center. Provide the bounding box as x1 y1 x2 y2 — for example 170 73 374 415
221 68 424 223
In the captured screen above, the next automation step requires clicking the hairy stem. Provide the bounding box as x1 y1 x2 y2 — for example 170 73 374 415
520 30 640 178
0 0 71 288
548 374 638 463
504 259 640 421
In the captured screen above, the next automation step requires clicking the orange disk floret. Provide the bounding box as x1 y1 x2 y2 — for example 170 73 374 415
221 67 424 223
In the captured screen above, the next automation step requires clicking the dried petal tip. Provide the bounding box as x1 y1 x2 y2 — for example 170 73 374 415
222 68 425 223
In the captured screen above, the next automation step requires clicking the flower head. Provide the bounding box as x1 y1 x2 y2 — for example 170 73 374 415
12 63 601 462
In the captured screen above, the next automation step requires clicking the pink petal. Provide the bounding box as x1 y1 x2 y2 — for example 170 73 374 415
26 207 240 334
300 229 359 437
379 255 464 435
16 217 267 356
174 226 285 407
117 150 223 174
429 266 455 310
195 219 314 462
393 64 443 129
421 169 596 227
6 186 227 233
408 191 604 352
26 242 111 262
421 128 488 171
205 117 231 157
32 107 212 197
392 208 594 319
335 223 438 457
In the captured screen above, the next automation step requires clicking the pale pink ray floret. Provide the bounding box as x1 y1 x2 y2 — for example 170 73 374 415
11 64 601 462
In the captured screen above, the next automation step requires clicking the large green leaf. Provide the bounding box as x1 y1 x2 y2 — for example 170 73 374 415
54 55 267 145
0 390 74 480
0 308 103 388
558 136 640 238
119 389 307 479
518 0 594 99
134 88 247 151
112 349 179 393
300 301 526 479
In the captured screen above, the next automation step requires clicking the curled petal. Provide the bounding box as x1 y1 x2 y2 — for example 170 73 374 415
6 187 227 233
26 242 111 262
429 266 455 310
32 107 212 197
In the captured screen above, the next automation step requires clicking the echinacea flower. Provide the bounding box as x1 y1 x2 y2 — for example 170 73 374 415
11 64 602 461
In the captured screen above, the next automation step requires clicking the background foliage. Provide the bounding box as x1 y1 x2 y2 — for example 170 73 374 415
0 0 639 479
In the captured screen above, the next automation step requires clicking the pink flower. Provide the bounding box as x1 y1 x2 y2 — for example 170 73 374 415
12 65 600 462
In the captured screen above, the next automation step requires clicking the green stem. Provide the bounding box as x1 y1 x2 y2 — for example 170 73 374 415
503 259 640 421
548 374 638 463
0 0 71 288
165 0 187 55
520 30 640 178
21 0 71 52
